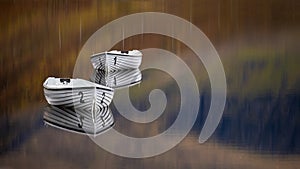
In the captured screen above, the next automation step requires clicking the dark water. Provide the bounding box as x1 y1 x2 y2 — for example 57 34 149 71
1 0 300 168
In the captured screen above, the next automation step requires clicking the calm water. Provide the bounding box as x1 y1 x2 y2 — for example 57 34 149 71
1 0 300 168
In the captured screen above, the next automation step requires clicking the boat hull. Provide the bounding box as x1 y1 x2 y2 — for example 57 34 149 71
91 51 142 71
43 77 114 110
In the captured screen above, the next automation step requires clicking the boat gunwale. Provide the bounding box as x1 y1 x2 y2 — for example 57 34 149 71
91 51 142 58
43 79 113 91
43 86 113 92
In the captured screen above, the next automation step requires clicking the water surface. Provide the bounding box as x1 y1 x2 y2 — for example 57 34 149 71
0 0 299 168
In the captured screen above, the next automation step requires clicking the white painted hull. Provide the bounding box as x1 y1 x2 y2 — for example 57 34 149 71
91 50 142 71
43 77 114 109
44 105 114 136
91 69 142 89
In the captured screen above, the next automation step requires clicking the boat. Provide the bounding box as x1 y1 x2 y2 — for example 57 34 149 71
90 69 142 89
43 77 114 110
90 50 142 71
43 105 114 136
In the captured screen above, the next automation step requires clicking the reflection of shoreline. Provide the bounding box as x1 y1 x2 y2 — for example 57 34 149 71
0 105 45 156
2 92 298 156
0 129 299 169
177 137 300 169
111 85 300 154
209 92 300 154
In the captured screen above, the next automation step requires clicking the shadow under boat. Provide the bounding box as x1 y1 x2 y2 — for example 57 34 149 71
91 69 142 89
43 105 114 136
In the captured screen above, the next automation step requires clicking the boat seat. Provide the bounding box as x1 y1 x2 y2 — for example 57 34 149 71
60 78 71 84
121 50 129 54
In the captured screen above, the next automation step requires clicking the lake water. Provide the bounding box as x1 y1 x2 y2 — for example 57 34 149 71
0 0 299 168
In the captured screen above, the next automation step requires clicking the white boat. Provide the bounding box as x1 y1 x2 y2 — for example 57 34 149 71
90 69 142 89
43 77 114 110
90 50 142 71
44 105 114 136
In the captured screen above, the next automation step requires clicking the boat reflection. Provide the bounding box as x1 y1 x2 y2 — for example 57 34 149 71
42 69 142 136
43 105 114 136
91 69 142 89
